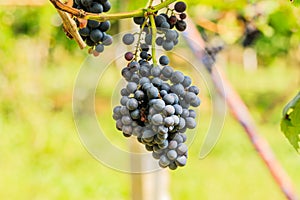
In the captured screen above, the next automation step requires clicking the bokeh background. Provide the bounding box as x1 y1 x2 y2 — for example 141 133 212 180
0 0 300 199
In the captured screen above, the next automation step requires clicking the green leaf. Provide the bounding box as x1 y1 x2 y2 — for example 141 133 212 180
290 0 300 7
281 92 300 153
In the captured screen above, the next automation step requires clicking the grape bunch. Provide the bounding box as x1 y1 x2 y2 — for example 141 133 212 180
113 51 201 170
133 1 188 51
73 0 113 56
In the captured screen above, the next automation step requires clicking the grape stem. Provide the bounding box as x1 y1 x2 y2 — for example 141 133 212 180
134 17 149 61
49 0 177 22
149 14 157 65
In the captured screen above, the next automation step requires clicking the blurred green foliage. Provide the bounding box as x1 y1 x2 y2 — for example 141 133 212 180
0 0 299 199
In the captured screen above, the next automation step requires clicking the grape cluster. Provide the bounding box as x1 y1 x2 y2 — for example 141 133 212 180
202 45 223 72
73 0 113 55
132 1 188 51
113 53 201 170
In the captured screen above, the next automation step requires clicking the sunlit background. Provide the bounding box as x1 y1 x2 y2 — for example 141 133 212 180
0 0 300 199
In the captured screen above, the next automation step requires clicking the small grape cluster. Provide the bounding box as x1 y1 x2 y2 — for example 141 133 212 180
132 1 188 51
113 52 201 170
202 45 223 71
73 0 113 56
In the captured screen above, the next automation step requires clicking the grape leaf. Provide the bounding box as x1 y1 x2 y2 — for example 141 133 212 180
281 92 300 153
290 0 300 7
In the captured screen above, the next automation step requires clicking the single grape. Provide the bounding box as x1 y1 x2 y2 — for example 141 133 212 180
122 33 135 45
79 27 90 37
190 97 201 107
126 82 138 93
125 52 134 61
133 17 145 25
165 30 177 41
171 84 185 96
189 110 197 118
85 37 95 46
156 37 164 46
152 114 164 125
163 105 175 116
164 116 174 126
90 2 103 13
121 67 132 80
121 115 132 125
176 20 187 32
184 92 197 102
150 66 161 77
173 104 183 115
159 55 170 66
159 155 170 168
120 96 129 106
163 94 175 105
153 99 166 111
161 22 171 29
151 77 162 87
129 61 140 72
160 90 168 97
170 71 185 84
175 156 187 166
102 34 113 46
167 150 178 160
155 15 167 27
188 85 200 95
126 98 139 110
168 140 178 150
122 125 133 136
172 115 180 125
168 16 177 25
180 13 187 20
147 86 159 99
178 117 186 129
99 21 111 32
87 19 100 28
102 1 111 12
162 40 174 51
130 109 140 120
177 143 188 155
140 43 149 51
90 29 103 43
95 44 104 53
182 76 192 87
139 77 150 85
174 1 187 13
161 66 174 78
140 51 149 60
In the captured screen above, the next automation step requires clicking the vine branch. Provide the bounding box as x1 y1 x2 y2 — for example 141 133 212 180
49 0 177 22
149 14 157 65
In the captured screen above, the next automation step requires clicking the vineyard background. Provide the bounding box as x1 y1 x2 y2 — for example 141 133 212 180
0 0 300 199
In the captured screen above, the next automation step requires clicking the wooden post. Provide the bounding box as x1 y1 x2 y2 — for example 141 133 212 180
118 0 170 199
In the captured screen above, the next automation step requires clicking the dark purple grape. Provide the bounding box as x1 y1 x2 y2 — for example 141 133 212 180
175 20 187 32
99 21 111 32
102 1 111 12
90 29 103 43
125 52 134 61
168 16 177 25
174 1 187 13
179 13 187 20
133 17 145 25
89 2 103 13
